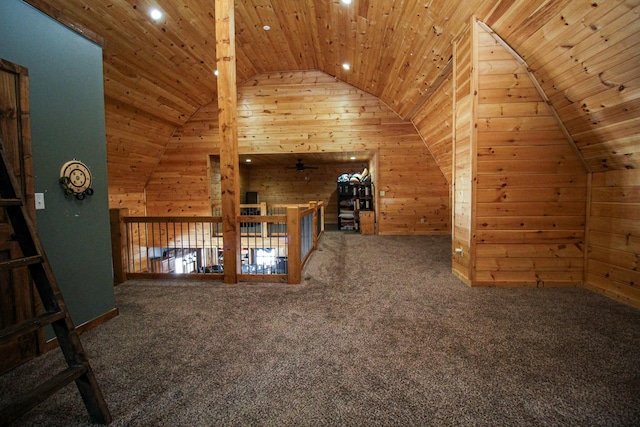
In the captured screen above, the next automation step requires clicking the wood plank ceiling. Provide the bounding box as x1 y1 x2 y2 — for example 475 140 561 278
27 0 640 191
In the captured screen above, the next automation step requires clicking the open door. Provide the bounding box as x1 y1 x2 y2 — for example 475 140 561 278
0 57 39 374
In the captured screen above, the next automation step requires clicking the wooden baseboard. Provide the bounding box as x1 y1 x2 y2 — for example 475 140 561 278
471 281 581 288
583 283 640 310
452 269 472 286
43 308 119 353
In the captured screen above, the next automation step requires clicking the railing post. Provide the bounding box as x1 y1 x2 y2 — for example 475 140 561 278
310 201 318 250
287 207 301 284
109 208 129 285
260 201 268 237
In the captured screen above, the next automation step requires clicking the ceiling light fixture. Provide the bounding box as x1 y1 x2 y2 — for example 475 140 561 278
350 156 356 160
245 159 252 163
341 0 353 4
342 63 351 71
263 25 271 31
214 69 219 76
149 8 163 21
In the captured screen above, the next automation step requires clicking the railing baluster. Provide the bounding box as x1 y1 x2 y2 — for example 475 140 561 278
144 222 150 273
127 222 133 274
136 222 142 273
120 202 324 282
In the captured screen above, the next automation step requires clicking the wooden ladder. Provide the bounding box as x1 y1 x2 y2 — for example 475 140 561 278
0 143 111 425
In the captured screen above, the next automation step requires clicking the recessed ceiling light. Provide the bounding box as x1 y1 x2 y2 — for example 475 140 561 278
245 159 252 163
263 25 271 31
350 156 356 160
341 0 353 4
214 69 219 76
342 63 351 71
149 8 163 21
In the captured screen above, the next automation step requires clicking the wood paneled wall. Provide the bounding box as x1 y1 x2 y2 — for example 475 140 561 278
451 27 474 284
42 0 639 215
146 102 217 215
451 20 589 287
208 157 253 208
474 23 588 287
412 73 454 184
243 163 366 223
586 170 640 308
499 0 640 173
105 98 178 215
108 189 146 216
146 70 450 235
376 144 449 235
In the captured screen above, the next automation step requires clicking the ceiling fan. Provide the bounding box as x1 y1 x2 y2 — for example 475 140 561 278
287 159 319 171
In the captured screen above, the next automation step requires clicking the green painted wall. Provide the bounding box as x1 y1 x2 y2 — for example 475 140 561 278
0 0 115 329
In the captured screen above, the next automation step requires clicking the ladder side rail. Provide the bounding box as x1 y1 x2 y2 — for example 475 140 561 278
0 142 112 424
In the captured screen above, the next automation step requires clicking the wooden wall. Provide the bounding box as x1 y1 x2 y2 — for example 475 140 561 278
377 144 449 235
474 23 588 287
499 0 640 173
586 170 640 308
450 27 474 284
146 70 450 235
108 187 146 216
105 99 178 216
412 73 454 184
450 20 589 287
242 163 366 223
45 0 638 232
208 157 253 209
209 157 367 222
146 103 217 215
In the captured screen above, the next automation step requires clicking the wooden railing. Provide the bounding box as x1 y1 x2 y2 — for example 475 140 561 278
110 202 324 285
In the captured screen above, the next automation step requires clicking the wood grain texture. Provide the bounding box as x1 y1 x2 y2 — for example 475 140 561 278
242 163 366 225
451 21 589 288
586 169 640 307
26 0 637 206
451 25 474 282
474 22 587 287
20 1 639 297
216 0 241 283
412 72 454 183
146 70 450 235
0 58 39 374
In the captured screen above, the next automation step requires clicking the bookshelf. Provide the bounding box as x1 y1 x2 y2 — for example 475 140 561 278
337 181 374 231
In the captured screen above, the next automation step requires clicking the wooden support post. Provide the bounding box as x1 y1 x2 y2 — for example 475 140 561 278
310 201 318 249
215 0 240 283
287 207 301 284
109 208 128 285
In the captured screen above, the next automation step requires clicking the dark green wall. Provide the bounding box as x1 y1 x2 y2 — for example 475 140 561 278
0 0 115 329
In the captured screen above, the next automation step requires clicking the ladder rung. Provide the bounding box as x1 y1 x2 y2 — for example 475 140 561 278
0 255 44 271
0 365 88 425
0 141 112 424
0 311 66 346
0 198 23 207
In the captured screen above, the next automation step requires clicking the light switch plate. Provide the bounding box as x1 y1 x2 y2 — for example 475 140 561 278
35 192 45 210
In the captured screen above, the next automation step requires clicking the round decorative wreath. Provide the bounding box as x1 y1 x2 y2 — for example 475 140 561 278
59 160 94 200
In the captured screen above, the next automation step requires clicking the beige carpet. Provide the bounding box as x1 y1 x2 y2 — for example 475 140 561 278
2 232 640 426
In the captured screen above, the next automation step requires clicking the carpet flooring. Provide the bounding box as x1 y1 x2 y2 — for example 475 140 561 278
1 232 640 426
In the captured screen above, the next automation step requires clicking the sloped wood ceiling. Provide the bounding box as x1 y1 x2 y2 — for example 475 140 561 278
30 0 640 192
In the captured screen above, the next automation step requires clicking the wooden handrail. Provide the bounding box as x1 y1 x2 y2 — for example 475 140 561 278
237 215 286 222
124 216 222 223
110 201 325 285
